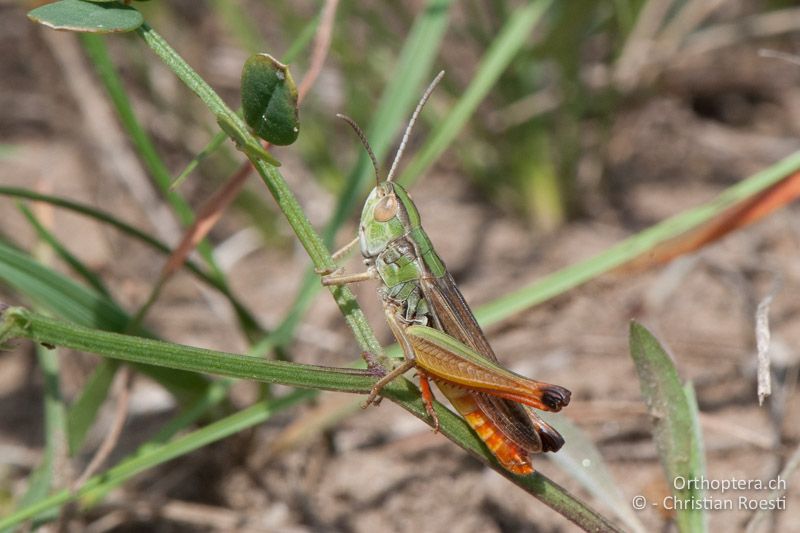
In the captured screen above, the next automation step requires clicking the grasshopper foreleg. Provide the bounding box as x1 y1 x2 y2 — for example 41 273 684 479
321 269 377 286
316 236 361 276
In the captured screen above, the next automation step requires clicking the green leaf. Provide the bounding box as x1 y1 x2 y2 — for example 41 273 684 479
28 0 144 34
0 239 128 331
0 239 210 405
241 53 300 146
16 344 66 526
629 322 706 533
67 359 120 455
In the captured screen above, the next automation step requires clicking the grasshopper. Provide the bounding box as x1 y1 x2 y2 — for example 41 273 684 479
322 72 570 475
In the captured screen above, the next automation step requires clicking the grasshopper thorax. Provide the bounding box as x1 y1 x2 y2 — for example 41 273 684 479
359 181 421 259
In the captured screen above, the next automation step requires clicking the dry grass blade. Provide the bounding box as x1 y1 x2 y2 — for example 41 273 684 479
72 366 133 489
619 170 800 273
755 274 782 405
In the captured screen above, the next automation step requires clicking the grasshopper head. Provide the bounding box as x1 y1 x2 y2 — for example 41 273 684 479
359 181 421 258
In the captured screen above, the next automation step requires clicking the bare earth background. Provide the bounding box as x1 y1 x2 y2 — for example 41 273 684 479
1 2 800 532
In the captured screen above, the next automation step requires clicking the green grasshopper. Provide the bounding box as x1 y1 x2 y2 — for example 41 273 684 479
322 72 570 475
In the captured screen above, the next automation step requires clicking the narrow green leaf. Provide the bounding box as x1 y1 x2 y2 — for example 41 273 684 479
475 149 800 327
0 240 211 406
629 322 706 533
67 359 120 455
170 131 227 190
0 239 128 331
242 53 299 146
0 393 309 530
0 186 264 339
16 344 67 526
28 0 143 34
17 202 110 297
684 382 708 531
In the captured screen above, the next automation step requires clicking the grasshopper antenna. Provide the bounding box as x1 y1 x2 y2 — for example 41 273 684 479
336 113 382 187
386 70 444 183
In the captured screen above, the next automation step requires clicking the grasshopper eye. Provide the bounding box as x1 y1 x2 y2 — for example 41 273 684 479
374 194 399 222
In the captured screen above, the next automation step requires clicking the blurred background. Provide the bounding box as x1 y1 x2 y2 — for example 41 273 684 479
1 0 800 531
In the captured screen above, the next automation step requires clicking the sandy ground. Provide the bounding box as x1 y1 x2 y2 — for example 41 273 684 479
2 3 800 532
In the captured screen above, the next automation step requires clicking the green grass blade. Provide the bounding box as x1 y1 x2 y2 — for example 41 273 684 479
0 391 310 530
0 240 211 405
629 322 706 533
0 187 264 338
475 149 800 326
67 359 120 455
17 202 110 297
84 379 234 505
684 382 708 531
397 0 554 187
0 239 128 331
15 344 67 526
169 131 227 190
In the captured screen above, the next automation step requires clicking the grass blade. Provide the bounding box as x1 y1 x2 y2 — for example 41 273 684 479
0 392 310 530
17 203 110 297
15 344 67 526
0 186 263 337
0 240 211 405
475 149 800 327
67 359 120 455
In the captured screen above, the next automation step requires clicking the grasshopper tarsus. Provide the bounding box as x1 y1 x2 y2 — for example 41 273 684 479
315 265 340 277
361 350 388 377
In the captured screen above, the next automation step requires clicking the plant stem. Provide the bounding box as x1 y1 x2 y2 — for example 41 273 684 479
135 24 384 359
0 306 620 532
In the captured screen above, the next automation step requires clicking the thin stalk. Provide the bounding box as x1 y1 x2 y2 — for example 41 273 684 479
136 23 384 359
0 306 620 532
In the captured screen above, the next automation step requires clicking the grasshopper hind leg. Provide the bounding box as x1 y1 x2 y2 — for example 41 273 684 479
417 371 441 432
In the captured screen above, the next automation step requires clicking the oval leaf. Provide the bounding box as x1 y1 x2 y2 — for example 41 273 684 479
28 0 144 34
241 53 299 146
